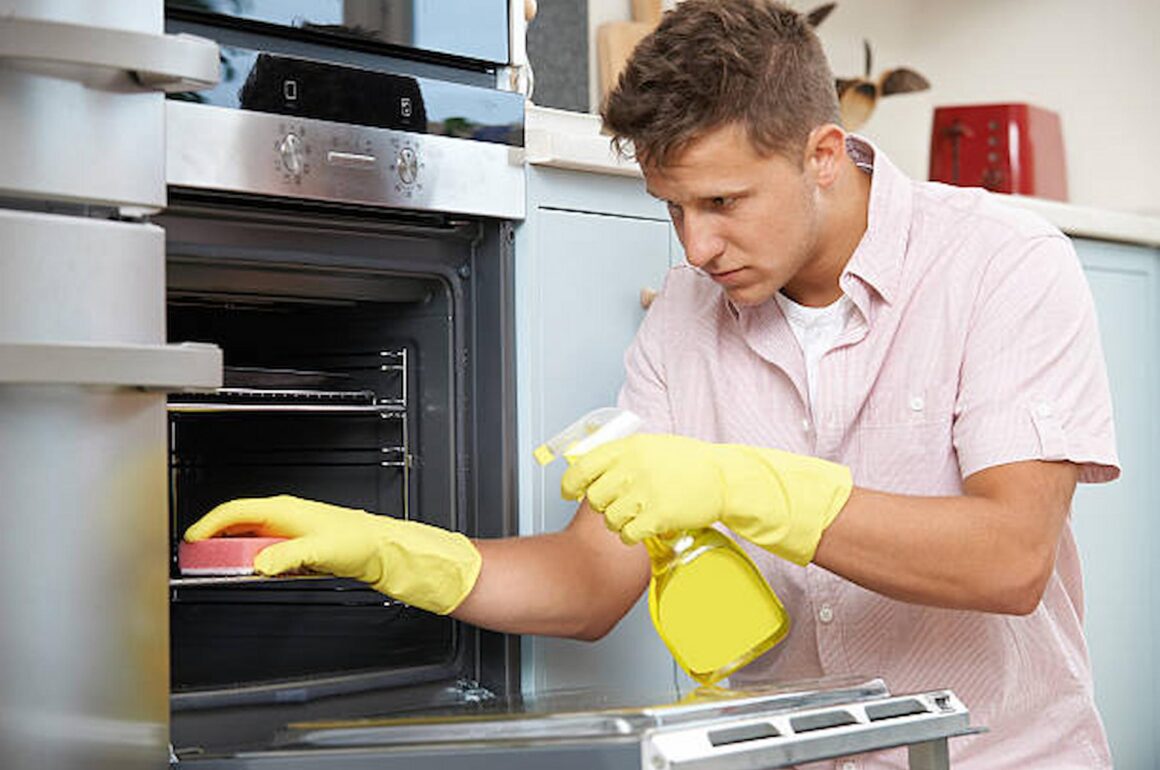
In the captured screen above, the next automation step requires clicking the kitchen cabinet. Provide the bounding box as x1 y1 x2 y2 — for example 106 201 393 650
514 163 685 699
1071 238 1160 769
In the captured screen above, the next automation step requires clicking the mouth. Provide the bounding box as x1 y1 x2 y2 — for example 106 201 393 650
709 266 746 284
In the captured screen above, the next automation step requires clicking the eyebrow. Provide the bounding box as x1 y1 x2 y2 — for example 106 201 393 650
645 184 750 205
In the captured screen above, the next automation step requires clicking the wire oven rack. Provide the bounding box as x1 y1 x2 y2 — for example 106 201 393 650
168 349 411 589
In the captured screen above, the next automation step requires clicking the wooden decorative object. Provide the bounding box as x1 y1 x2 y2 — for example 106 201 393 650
807 4 931 131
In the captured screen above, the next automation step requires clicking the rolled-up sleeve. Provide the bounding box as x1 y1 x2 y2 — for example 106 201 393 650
953 235 1119 483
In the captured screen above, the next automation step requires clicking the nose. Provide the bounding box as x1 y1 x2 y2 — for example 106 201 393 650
678 212 725 269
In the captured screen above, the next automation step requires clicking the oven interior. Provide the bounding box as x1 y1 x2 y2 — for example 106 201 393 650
161 198 517 750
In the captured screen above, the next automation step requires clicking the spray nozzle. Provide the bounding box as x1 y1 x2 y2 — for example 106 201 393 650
533 407 643 466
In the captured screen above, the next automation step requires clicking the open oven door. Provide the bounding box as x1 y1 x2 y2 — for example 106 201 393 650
169 676 979 770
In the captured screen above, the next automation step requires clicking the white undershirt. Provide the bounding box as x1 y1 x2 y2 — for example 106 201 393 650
772 291 855 415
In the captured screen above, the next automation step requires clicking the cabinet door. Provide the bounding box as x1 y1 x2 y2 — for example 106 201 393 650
516 205 676 698
1073 239 1160 768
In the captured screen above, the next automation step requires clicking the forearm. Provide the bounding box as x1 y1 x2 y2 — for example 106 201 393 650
812 462 1077 614
452 504 650 640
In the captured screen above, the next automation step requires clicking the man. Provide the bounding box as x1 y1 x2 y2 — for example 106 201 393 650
187 1 1119 766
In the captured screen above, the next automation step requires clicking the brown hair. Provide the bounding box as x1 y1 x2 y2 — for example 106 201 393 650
601 0 840 167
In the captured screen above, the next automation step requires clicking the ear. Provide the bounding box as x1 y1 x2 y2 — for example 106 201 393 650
804 124 846 188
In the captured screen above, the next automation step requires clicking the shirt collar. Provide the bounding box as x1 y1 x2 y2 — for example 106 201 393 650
839 135 912 309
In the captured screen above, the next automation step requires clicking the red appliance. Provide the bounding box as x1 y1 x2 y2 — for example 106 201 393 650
929 103 1068 201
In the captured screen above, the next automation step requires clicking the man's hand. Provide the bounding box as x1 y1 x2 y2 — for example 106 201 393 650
184 495 481 615
560 435 853 565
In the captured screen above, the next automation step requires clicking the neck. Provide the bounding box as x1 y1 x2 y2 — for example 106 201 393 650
782 153 872 307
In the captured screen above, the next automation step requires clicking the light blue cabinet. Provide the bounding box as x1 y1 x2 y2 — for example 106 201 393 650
1073 238 1160 769
514 165 681 698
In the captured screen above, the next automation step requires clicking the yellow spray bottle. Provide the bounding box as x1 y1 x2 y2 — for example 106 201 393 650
535 408 790 686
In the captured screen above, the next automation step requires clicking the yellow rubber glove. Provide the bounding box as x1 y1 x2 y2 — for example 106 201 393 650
183 495 482 615
561 435 853 566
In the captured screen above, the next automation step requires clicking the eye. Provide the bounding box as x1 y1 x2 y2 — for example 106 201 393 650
709 196 734 210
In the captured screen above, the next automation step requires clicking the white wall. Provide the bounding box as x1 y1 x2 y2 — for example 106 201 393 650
587 0 1160 215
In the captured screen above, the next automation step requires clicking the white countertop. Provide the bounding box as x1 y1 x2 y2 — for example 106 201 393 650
526 104 1160 249
526 105 641 177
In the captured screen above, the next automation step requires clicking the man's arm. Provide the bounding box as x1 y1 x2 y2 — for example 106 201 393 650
454 500 651 640
185 494 649 627
564 436 1081 617
813 459 1078 615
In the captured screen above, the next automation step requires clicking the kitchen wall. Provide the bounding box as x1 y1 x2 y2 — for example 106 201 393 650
586 0 1160 215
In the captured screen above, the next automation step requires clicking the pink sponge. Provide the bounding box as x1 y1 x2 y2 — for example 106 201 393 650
178 537 288 576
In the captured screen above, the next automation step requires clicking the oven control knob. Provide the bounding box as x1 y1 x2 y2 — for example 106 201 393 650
278 132 305 176
396 147 419 185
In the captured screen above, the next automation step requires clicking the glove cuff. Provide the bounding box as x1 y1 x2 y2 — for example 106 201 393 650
715 445 853 566
370 519 483 615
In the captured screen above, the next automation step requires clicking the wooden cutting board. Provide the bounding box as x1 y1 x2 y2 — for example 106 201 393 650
596 20 653 105
632 0 663 25
595 0 662 106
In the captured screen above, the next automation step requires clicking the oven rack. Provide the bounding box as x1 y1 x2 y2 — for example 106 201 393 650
168 349 414 581
169 349 409 415
170 573 331 588
169 346 411 453
168 573 402 602
167 389 404 415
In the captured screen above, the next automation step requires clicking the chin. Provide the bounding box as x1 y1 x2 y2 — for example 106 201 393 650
726 285 777 308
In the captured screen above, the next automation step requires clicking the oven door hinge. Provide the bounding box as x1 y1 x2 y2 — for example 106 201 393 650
453 679 498 705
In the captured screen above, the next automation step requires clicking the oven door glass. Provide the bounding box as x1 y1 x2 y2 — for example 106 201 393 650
166 0 509 65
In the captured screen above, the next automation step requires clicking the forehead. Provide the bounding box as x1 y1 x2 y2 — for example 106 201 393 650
642 124 794 198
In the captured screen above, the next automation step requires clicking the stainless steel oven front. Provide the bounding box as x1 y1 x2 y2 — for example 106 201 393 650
158 14 525 758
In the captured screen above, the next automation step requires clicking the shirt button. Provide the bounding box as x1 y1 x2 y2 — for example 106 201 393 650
840 762 857 770
818 603 834 624
801 418 812 432
1036 402 1053 417
908 395 925 412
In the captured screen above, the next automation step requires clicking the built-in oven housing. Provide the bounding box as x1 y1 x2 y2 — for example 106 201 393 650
158 3 524 754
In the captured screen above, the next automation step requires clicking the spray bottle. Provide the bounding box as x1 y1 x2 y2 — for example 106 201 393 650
535 407 790 685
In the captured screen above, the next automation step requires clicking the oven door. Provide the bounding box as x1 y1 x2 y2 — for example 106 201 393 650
170 677 979 769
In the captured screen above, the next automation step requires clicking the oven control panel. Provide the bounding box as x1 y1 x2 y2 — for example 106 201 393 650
269 123 425 200
166 101 525 220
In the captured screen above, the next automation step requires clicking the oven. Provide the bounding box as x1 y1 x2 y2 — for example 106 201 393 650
156 2 525 759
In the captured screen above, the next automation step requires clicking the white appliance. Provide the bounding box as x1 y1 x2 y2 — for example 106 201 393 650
0 3 221 768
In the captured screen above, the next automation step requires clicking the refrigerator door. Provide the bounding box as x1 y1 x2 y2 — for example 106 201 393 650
0 210 221 770
0 2 217 211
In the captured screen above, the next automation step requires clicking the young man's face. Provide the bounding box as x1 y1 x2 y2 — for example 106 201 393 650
643 122 823 307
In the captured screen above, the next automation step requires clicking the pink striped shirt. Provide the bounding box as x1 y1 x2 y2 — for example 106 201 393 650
619 138 1119 769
